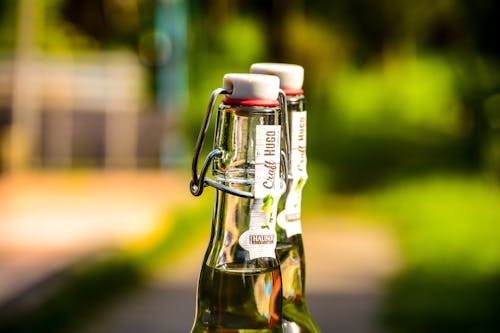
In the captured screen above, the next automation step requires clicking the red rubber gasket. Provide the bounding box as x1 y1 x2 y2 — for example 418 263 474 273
222 97 279 107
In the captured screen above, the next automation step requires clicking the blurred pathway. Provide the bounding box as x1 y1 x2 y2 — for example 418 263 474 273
0 170 192 304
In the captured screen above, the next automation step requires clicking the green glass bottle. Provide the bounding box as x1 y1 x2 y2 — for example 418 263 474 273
189 74 287 333
251 64 321 333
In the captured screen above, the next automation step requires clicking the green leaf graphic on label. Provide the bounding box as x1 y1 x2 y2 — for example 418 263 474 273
261 194 274 228
261 194 274 214
295 177 305 192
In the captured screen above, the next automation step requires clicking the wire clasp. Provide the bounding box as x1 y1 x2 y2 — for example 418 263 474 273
190 89 289 198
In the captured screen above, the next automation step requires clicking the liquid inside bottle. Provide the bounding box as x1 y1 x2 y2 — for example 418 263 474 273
195 264 282 332
277 242 319 333
191 185 283 333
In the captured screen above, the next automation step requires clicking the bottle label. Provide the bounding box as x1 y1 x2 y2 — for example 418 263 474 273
277 112 307 237
239 125 281 259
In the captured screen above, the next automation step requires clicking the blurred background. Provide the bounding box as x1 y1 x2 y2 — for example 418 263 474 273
1 0 500 332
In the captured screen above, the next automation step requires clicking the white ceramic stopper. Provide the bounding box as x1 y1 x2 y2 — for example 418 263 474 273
223 73 280 101
250 63 304 90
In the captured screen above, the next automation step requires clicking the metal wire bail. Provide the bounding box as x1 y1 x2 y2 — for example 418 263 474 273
190 87 289 198
190 88 227 196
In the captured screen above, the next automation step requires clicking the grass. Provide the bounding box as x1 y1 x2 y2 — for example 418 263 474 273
364 174 500 332
369 175 500 269
302 172 500 332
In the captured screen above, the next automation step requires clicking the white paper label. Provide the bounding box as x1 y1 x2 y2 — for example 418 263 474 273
254 125 282 199
239 125 281 259
277 112 307 237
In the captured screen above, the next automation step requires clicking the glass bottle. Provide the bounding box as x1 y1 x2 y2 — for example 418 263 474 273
189 73 288 333
251 64 321 333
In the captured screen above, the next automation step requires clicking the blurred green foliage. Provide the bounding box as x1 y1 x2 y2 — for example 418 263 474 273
366 175 500 332
371 176 500 274
0 1 16 51
312 54 462 191
330 56 457 131
181 0 500 193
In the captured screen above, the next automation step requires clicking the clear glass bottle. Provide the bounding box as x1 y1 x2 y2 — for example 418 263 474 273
251 64 321 333
189 74 287 333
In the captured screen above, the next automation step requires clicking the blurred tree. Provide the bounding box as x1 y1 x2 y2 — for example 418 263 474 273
60 0 147 49
0 1 18 51
59 0 159 98
461 0 500 57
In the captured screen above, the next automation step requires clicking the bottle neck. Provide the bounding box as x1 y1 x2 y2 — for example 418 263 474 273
286 94 305 112
213 103 281 184
207 103 284 268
